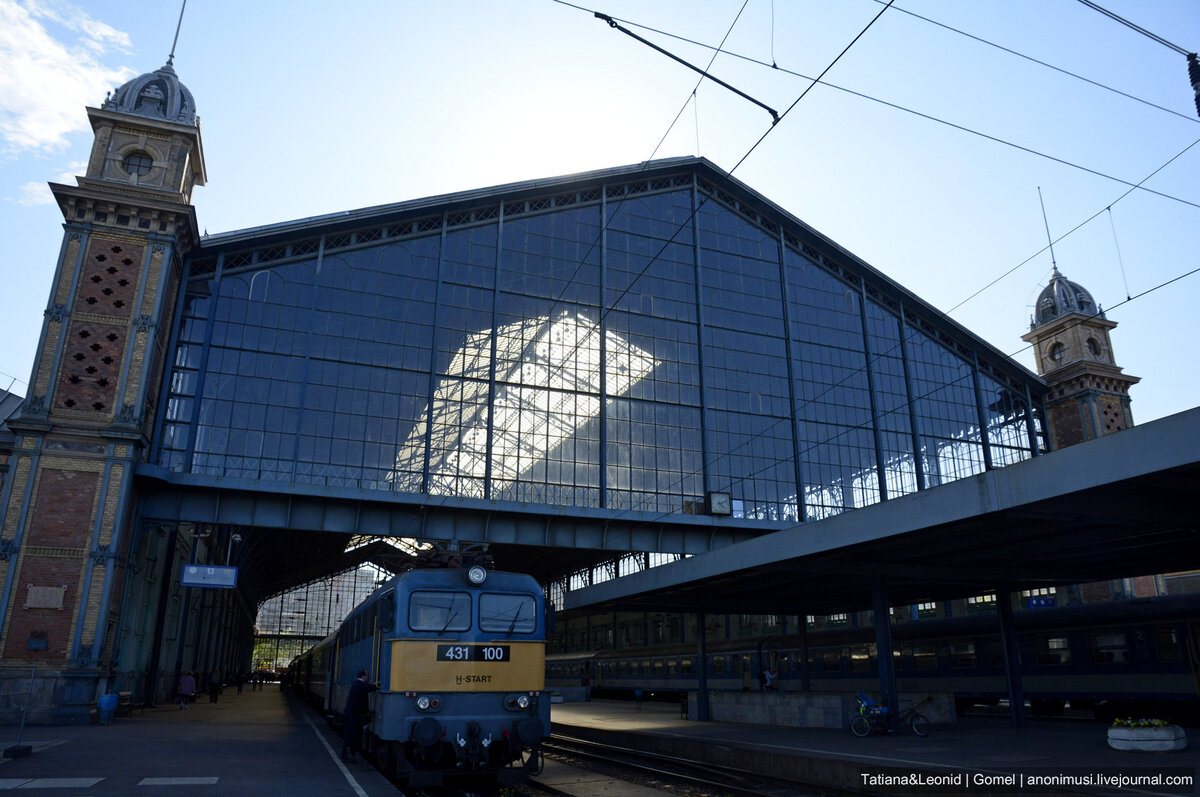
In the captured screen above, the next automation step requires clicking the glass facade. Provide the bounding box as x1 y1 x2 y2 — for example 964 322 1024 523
156 162 1044 525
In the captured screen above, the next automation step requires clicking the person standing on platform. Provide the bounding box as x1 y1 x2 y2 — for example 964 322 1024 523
208 666 222 703
178 671 196 709
341 669 378 762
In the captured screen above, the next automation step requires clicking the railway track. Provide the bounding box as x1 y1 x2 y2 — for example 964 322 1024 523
534 733 840 797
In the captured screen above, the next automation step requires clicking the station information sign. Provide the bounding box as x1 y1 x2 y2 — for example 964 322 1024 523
181 565 239 589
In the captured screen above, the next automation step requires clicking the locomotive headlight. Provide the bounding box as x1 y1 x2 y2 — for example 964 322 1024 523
467 564 488 585
416 696 432 710
504 693 534 711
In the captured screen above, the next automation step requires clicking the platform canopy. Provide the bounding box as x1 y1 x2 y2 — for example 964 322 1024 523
564 406 1200 616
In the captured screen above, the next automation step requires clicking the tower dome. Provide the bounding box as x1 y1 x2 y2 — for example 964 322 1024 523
101 58 197 126
1030 266 1103 330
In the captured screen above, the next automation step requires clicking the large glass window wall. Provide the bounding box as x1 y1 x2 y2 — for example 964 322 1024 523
158 169 1043 525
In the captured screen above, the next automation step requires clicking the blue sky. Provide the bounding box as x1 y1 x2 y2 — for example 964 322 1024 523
1 0 1197 425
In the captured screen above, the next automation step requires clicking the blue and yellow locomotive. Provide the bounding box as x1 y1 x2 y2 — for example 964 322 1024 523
291 553 549 787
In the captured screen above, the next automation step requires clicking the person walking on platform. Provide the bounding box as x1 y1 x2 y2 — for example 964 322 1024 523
341 669 378 762
208 667 222 703
178 671 196 709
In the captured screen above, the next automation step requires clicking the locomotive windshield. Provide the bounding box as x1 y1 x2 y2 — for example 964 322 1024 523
409 591 471 632
479 593 537 634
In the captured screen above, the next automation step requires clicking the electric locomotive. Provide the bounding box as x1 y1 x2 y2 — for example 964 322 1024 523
292 551 549 787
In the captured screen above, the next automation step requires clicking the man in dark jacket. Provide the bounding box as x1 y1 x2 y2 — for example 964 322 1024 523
341 670 378 762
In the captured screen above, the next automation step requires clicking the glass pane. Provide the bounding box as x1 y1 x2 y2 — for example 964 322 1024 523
408 591 471 632
479 593 537 633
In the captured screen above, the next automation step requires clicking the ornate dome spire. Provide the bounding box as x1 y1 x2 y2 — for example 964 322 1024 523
1030 267 1103 330
101 60 198 126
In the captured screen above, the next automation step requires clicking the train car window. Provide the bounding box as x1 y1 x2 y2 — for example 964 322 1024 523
1154 627 1182 662
912 644 938 670
849 645 872 672
711 655 726 675
378 590 395 632
985 641 1005 670
409 590 471 632
1089 632 1128 664
1035 636 1072 666
667 660 678 676
641 660 650 675
653 660 665 676
681 658 693 675
949 641 976 669
479 593 537 633
820 648 841 672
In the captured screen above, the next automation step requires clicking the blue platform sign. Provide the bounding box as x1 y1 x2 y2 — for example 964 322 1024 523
1028 596 1056 609
182 564 238 589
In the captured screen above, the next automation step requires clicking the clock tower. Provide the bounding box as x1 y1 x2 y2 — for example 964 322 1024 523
1020 267 1138 449
0 58 204 723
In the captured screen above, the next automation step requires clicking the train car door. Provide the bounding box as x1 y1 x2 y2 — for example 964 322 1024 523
374 590 394 686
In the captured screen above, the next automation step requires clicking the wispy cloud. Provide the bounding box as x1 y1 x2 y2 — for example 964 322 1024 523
0 0 135 153
15 162 83 204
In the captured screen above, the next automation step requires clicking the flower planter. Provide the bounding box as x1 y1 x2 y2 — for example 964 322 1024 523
1107 725 1187 752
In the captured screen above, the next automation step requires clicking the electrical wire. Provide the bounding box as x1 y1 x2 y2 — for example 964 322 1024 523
539 1 1194 537
948 135 1200 314
872 0 1198 124
1075 0 1191 56
580 10 1200 211
533 2 1199 588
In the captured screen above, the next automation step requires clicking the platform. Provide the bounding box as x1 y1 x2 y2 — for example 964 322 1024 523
0 686 397 795
551 699 1199 796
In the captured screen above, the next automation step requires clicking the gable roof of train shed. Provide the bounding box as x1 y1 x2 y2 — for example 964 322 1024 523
190 156 1044 402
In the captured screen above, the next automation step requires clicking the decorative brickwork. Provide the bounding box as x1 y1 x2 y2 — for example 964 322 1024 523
55 320 125 413
73 237 144 320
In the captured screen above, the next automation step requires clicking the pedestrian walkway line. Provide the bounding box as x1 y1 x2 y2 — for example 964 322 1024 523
0 778 104 789
303 710 369 797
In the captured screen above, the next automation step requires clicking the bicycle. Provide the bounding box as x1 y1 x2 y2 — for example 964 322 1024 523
850 692 932 737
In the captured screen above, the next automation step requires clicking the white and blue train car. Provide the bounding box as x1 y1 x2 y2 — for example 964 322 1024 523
293 561 549 788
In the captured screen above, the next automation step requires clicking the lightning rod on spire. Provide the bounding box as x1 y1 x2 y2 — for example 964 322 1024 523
1038 187 1058 273
169 0 188 65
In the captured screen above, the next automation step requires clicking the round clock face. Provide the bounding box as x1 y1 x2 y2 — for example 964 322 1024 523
1049 342 1065 362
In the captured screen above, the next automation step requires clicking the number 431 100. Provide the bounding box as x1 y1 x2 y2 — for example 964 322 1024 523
436 644 510 662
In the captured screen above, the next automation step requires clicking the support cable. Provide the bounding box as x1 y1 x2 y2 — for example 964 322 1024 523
1075 0 1190 55
1106 207 1131 301
1073 0 1199 119
594 11 780 124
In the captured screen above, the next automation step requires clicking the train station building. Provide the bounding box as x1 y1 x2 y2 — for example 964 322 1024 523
1 54 1184 726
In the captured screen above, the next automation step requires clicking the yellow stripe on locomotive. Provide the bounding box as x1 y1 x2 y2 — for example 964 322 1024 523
390 639 545 692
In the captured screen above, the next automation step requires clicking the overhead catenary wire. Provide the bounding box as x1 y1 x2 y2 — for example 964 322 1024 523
948 135 1200 314
1075 0 1191 56
530 1 1198 578
872 0 1199 125
542 0 1193 528
607 131 1200 528
1106 207 1131 301
582 11 1200 211
593 10 779 124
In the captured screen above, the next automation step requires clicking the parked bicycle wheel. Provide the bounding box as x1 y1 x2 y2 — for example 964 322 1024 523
850 715 871 737
909 713 930 737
